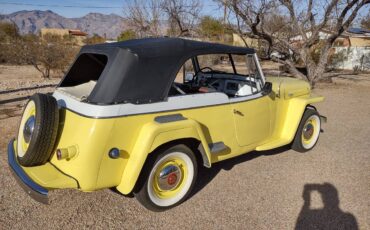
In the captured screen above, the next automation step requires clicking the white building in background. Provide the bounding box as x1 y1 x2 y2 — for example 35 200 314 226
331 28 370 71
291 28 370 71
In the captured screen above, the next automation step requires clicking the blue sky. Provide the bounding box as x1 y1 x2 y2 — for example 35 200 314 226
0 0 367 24
0 0 222 18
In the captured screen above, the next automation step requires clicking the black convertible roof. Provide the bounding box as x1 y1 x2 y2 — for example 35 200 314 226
60 37 255 104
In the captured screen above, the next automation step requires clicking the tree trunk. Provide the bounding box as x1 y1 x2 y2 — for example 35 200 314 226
33 63 50 79
285 60 307 80
306 44 331 87
306 64 325 87
239 34 249 47
45 68 50 79
271 57 306 80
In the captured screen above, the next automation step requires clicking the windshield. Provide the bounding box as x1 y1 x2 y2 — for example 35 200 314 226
171 53 265 98
196 53 264 93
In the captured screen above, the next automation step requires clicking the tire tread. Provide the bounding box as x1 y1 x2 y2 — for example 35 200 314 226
18 93 59 166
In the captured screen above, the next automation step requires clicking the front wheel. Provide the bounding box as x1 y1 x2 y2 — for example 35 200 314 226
292 109 321 152
134 144 198 211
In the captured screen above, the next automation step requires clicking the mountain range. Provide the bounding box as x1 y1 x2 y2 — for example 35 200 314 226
0 10 128 39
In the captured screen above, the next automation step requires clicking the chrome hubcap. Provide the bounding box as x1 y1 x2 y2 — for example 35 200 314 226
23 115 35 143
157 164 182 191
303 123 314 140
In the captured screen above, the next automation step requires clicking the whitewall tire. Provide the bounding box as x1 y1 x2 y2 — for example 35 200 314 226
134 144 198 211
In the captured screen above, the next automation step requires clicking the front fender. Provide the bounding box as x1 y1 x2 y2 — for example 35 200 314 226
256 95 324 151
116 117 211 195
281 95 324 142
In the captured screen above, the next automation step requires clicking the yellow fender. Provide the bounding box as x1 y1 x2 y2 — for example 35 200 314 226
116 117 211 195
280 96 324 143
256 95 324 151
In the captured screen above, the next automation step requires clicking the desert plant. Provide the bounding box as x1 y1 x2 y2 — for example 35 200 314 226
20 34 78 78
84 34 106 45
117 30 137 41
353 65 361 73
0 21 19 42
199 16 224 40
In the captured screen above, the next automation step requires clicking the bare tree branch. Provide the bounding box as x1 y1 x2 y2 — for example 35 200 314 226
221 0 369 86
123 0 163 37
161 0 202 37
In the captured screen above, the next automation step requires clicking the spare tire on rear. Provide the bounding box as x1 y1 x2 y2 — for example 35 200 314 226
17 93 59 166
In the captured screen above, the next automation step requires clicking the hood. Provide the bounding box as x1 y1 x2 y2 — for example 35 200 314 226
266 76 311 99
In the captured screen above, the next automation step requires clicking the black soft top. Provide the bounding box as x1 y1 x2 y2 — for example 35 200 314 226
60 37 255 104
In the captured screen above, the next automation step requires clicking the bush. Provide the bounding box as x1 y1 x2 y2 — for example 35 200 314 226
199 16 224 40
0 28 78 78
117 30 136 42
20 34 79 78
84 34 106 45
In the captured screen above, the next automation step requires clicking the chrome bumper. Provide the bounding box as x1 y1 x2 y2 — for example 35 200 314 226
7 139 49 204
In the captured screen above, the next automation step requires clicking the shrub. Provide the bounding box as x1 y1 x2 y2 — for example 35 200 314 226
117 30 136 42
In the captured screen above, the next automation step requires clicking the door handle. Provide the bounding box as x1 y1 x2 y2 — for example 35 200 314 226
233 109 244 116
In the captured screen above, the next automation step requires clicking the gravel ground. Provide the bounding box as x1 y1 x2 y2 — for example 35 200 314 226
0 65 369 229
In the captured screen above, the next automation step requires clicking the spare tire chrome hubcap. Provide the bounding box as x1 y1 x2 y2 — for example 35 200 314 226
23 115 35 143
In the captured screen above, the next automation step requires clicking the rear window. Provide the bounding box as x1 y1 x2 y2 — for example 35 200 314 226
60 53 108 87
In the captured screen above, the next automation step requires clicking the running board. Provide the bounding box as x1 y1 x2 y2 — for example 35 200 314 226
256 138 290 151
208 142 227 154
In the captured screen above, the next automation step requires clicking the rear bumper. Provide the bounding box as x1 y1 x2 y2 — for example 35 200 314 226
7 139 49 204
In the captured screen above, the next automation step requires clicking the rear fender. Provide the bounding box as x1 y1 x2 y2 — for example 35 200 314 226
115 117 211 195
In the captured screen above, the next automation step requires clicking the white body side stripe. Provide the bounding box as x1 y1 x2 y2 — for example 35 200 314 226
53 90 263 118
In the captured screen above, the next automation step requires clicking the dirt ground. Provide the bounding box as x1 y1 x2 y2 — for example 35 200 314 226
0 65 369 229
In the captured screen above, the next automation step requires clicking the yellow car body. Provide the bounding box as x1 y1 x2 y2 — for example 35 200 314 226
7 38 324 208
11 76 323 195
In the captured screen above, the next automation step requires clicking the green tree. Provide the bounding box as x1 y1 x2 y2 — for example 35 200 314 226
199 16 224 40
117 30 136 41
0 21 19 42
0 21 21 63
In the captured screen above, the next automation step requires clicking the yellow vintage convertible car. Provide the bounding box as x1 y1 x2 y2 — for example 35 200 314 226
8 38 325 211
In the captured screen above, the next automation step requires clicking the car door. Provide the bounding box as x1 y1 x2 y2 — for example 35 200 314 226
229 53 271 146
232 95 271 146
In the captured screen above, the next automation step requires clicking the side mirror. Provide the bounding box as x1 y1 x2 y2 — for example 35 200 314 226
262 82 272 95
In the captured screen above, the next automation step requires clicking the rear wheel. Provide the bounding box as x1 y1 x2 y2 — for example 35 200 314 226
292 109 321 152
17 93 59 166
134 144 198 211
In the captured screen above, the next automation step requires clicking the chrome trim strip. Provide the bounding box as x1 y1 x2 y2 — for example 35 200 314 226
154 114 187 123
7 139 49 204
254 53 266 85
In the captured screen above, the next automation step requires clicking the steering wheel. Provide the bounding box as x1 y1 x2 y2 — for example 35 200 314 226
199 67 214 73
192 67 214 87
